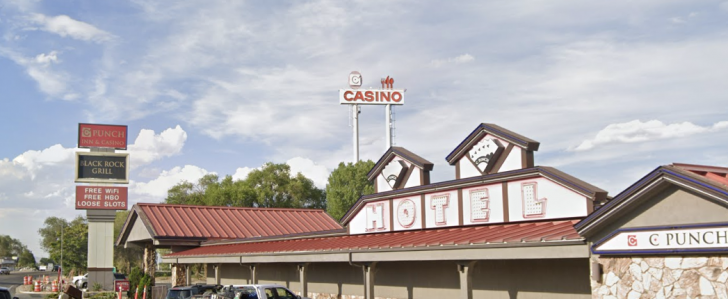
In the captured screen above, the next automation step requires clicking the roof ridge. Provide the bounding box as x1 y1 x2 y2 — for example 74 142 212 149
136 202 326 212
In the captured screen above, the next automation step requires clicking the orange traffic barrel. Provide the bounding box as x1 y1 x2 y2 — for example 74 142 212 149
52 281 58 292
34 281 41 292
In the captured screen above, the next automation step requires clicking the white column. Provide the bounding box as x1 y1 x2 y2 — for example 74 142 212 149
363 262 377 299
298 264 309 298
214 264 221 285
249 265 258 284
185 265 191 286
458 261 477 299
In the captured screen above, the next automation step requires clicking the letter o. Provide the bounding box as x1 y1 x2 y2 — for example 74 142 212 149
397 199 416 228
392 92 402 102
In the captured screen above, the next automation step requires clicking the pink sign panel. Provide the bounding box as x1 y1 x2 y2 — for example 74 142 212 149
78 123 128 150
76 186 128 210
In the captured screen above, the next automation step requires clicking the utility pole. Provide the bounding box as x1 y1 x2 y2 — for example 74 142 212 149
60 223 64 275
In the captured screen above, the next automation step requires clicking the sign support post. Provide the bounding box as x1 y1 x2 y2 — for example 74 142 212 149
385 104 391 150
353 104 359 162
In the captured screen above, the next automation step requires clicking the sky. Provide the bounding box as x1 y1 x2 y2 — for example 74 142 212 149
0 0 727 259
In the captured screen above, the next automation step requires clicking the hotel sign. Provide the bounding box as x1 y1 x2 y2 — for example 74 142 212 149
78 123 128 150
593 224 728 254
75 152 129 184
76 186 128 210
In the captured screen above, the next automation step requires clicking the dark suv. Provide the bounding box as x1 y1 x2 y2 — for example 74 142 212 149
166 284 220 299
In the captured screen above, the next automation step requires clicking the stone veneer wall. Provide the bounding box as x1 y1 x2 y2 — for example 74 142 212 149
592 256 728 299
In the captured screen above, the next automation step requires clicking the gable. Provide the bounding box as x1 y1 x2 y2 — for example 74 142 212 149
125 215 154 244
575 165 728 237
449 124 538 179
589 185 728 243
368 147 433 192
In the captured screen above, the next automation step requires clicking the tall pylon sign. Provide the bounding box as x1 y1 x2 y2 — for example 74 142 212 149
75 123 130 290
339 72 406 162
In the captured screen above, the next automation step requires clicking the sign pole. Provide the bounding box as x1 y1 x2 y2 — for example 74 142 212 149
385 104 391 150
353 104 359 162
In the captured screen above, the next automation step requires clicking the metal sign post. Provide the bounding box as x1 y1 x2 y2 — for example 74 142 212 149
353 104 360 162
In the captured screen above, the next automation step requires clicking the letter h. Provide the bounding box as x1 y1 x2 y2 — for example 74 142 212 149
366 203 386 231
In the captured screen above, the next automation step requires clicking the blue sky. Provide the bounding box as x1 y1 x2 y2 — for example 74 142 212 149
1 0 727 259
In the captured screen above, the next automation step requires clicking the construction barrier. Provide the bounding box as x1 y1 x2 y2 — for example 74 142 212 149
52 281 59 292
23 276 27 285
34 281 41 292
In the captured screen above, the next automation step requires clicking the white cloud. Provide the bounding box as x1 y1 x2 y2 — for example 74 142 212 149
10 144 76 179
573 120 728 151
35 51 59 65
430 54 475 68
286 157 330 188
125 125 187 167
230 157 330 188
0 48 71 98
27 14 113 43
232 166 256 182
131 165 211 200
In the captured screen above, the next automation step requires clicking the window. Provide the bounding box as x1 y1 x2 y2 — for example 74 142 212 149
0 290 11 299
274 288 296 299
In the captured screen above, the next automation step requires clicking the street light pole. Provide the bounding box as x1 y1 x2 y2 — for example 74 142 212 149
60 224 64 275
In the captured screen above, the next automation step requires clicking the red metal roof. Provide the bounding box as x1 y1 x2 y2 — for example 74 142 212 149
136 203 343 240
166 219 583 257
673 163 728 187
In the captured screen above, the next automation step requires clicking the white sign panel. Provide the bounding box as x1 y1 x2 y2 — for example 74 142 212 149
339 89 405 105
593 225 728 254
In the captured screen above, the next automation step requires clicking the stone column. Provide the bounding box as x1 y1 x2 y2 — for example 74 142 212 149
172 264 187 286
297 263 309 297
143 243 157 282
362 262 377 299
457 261 477 299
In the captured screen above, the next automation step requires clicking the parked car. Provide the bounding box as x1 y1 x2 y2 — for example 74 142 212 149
73 273 88 289
38 265 47 271
0 287 19 299
218 285 307 299
0 268 9 275
166 284 221 299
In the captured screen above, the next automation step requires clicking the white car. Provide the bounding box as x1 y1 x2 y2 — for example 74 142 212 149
218 284 308 299
72 273 88 289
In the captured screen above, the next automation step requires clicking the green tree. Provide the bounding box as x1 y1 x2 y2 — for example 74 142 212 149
18 249 36 268
38 216 88 273
164 163 326 209
40 257 55 265
0 235 34 267
325 160 375 221
114 211 144 274
0 235 25 257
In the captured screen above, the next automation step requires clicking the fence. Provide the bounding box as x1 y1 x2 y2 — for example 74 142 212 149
152 285 169 299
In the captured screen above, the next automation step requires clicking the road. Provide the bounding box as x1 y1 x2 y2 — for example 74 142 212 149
1 271 53 299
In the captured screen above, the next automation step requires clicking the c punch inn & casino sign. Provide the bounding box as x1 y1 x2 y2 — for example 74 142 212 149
592 224 728 254
75 152 129 184
78 123 128 150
